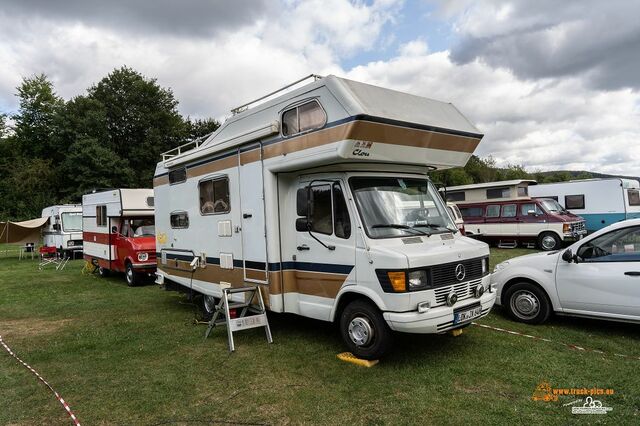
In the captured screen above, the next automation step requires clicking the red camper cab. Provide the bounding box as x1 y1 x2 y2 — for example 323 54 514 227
82 189 157 285
445 180 587 251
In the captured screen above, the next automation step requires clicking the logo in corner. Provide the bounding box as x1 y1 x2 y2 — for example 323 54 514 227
571 397 613 415
532 381 558 402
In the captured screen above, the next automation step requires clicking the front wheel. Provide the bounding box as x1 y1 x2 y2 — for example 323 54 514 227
339 299 393 360
125 263 139 287
538 232 561 251
504 282 551 324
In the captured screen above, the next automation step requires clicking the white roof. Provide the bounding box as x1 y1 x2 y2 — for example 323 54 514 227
446 180 537 191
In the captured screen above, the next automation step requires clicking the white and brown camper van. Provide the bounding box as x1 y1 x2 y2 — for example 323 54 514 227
153 75 496 359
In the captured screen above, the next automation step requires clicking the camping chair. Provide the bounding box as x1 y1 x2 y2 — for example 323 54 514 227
38 246 68 271
19 242 36 260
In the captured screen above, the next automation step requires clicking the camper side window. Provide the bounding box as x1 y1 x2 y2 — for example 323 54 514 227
446 192 465 202
170 212 189 229
96 205 107 227
169 168 187 185
628 189 640 206
486 187 510 199
565 194 585 209
486 205 500 218
199 177 230 215
282 100 326 136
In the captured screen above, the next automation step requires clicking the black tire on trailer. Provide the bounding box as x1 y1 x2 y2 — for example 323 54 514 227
504 282 552 325
199 294 218 321
538 232 561 251
125 262 138 287
339 299 393 360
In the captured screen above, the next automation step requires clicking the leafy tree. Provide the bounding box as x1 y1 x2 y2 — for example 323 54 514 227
185 117 220 141
13 74 64 158
87 67 186 185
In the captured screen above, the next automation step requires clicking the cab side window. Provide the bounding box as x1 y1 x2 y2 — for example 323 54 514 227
577 226 640 262
520 203 542 216
301 183 351 239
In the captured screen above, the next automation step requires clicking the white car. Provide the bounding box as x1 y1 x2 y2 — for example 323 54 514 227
492 218 640 324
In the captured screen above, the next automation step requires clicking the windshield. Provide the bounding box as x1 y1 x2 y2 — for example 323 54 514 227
540 199 565 213
349 177 457 239
121 218 156 238
61 212 82 232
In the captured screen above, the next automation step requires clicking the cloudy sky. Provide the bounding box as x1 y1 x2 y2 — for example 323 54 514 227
1 0 639 175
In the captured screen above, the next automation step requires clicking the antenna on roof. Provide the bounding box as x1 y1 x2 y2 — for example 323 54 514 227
230 74 323 115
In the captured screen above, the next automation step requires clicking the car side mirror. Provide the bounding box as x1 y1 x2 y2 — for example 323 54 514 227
527 210 536 216
561 248 578 263
111 226 118 234
295 217 310 232
52 223 61 231
296 188 308 216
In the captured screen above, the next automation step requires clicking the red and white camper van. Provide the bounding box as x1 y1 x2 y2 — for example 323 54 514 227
82 189 157 285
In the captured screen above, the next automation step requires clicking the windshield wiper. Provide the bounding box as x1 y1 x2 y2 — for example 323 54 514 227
371 223 429 236
413 223 457 233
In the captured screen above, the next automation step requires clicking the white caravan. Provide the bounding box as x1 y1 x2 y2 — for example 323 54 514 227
153 75 496 359
82 189 157 286
41 204 83 256
529 178 640 232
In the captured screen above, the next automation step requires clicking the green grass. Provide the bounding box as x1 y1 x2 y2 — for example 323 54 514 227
1 250 639 424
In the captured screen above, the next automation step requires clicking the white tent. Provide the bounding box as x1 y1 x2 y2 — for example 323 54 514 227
0 217 49 245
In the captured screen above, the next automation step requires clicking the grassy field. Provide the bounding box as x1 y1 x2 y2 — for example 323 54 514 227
1 248 639 424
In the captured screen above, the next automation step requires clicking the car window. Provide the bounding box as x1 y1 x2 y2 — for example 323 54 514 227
520 203 542 216
486 205 500 218
502 204 517 218
577 226 640 262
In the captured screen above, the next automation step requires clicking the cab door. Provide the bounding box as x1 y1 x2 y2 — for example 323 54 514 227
285 180 356 320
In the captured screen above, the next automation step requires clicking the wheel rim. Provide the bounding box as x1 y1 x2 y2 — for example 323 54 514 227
510 290 540 320
203 295 216 313
126 267 133 284
541 235 557 250
348 316 374 347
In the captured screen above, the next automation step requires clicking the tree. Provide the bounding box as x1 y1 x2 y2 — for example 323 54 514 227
185 117 220 141
13 74 64 159
87 67 186 185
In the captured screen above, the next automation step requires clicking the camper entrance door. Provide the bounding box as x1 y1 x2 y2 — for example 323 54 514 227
239 145 268 284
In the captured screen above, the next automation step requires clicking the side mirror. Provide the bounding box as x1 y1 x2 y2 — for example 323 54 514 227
296 187 308 216
52 223 61 231
111 226 118 234
295 217 310 232
561 249 577 263
527 210 536 216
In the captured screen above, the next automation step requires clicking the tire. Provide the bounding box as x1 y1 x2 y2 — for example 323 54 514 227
538 232 561 251
199 294 218 321
504 282 552 324
339 299 393 360
125 263 138 287
98 267 110 277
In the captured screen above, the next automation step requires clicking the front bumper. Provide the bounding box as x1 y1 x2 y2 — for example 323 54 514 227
132 262 157 270
383 290 496 334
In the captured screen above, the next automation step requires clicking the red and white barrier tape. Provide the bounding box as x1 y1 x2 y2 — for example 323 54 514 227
472 322 640 361
0 335 81 425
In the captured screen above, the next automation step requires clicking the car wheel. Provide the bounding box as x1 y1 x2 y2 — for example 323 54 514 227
98 267 110 277
199 294 218 321
504 282 551 324
340 299 393 360
538 232 561 251
125 263 138 287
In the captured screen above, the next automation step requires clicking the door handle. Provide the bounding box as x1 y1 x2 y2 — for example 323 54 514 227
243 213 252 219
624 271 640 276
297 244 310 251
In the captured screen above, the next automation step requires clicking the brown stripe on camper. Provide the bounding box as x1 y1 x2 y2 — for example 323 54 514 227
245 268 268 282
153 175 169 187
158 259 348 300
153 118 480 187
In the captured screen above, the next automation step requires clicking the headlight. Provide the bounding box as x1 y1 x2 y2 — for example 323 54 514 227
408 270 428 290
67 241 74 247
137 252 149 262
493 260 509 273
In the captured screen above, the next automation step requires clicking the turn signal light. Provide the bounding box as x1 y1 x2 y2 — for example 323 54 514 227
387 272 406 292
563 223 571 233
